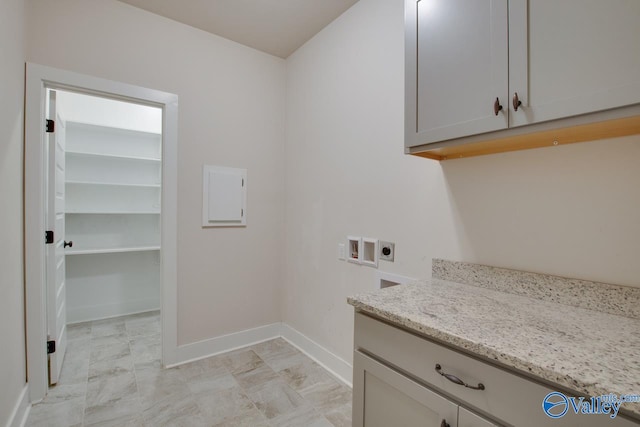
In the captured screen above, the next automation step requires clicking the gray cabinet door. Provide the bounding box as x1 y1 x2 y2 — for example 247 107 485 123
405 0 509 148
353 351 458 427
458 407 499 427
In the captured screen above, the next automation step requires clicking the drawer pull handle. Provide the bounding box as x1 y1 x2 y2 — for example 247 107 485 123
435 364 485 390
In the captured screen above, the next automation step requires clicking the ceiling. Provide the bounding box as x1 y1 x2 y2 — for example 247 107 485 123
117 0 360 58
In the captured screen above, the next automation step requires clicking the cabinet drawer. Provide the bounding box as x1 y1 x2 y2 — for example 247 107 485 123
354 312 638 427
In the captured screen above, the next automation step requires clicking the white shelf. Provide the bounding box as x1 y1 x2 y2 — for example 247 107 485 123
66 150 161 163
67 120 161 136
66 211 160 215
66 180 161 188
66 246 160 255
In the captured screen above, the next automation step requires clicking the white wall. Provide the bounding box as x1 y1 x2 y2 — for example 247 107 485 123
0 0 27 423
284 0 640 365
26 0 286 346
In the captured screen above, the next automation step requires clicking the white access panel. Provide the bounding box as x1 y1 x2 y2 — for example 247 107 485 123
202 165 247 227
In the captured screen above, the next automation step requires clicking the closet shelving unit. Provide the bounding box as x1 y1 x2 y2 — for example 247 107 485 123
65 121 162 322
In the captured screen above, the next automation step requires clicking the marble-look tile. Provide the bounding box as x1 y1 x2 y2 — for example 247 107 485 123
26 315 353 427
175 354 227 381
135 366 188 409
250 337 298 360
195 385 256 424
299 377 352 413
89 342 131 367
67 322 92 341
129 334 161 370
233 362 280 392
85 371 138 409
88 354 135 382
125 316 160 338
66 337 91 360
279 358 334 392
84 412 145 427
91 319 126 338
222 349 264 374
324 402 353 427
142 389 206 427
247 378 308 420
84 394 141 426
270 405 333 427
58 355 89 386
211 406 270 427
43 383 86 404
186 370 237 396
91 332 130 349
26 397 84 427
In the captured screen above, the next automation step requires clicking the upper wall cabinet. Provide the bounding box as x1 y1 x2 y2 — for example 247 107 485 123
405 0 640 160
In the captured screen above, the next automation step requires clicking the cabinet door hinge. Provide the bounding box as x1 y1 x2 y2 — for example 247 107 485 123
45 230 54 244
46 119 55 133
47 340 56 354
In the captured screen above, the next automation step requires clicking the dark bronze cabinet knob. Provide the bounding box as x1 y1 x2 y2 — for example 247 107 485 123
493 97 503 116
513 92 522 111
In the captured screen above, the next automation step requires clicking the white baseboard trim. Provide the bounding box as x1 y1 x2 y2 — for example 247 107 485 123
168 322 282 368
6 384 30 427
281 324 353 387
67 298 160 324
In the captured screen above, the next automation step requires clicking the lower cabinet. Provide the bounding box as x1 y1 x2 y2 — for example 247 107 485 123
353 351 496 427
353 312 639 427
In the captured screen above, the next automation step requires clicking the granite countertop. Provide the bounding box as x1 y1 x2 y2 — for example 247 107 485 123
348 277 640 418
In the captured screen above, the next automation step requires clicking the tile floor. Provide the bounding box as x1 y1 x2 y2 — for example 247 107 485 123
26 311 352 427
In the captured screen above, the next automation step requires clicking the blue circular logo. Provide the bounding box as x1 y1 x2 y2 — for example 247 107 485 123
543 392 569 418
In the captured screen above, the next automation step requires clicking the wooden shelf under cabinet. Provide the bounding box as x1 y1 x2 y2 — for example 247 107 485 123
409 113 640 161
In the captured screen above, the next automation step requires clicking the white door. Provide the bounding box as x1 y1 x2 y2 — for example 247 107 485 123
46 90 68 385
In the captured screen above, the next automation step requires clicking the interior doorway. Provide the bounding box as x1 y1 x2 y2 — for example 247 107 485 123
25 63 179 403
46 89 164 385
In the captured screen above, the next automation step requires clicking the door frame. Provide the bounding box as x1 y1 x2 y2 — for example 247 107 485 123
25 63 179 403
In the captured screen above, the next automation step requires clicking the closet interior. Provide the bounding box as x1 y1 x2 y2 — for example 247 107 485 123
58 91 163 323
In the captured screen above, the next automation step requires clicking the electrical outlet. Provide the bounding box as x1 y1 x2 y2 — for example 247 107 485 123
379 241 395 262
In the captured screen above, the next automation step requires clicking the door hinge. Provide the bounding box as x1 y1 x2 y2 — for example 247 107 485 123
47 340 56 354
45 230 54 244
46 119 55 133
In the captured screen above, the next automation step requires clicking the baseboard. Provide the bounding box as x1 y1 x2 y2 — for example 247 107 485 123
67 298 160 323
6 384 30 427
168 322 282 368
281 324 353 387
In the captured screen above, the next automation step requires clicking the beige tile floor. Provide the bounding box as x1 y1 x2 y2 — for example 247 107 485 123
26 312 352 427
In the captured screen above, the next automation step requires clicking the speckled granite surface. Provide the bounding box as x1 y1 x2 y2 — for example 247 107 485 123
348 279 640 418
433 259 640 320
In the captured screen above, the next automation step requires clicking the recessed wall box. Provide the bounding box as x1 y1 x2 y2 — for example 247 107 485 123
347 236 362 264
361 238 379 268
202 165 247 227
